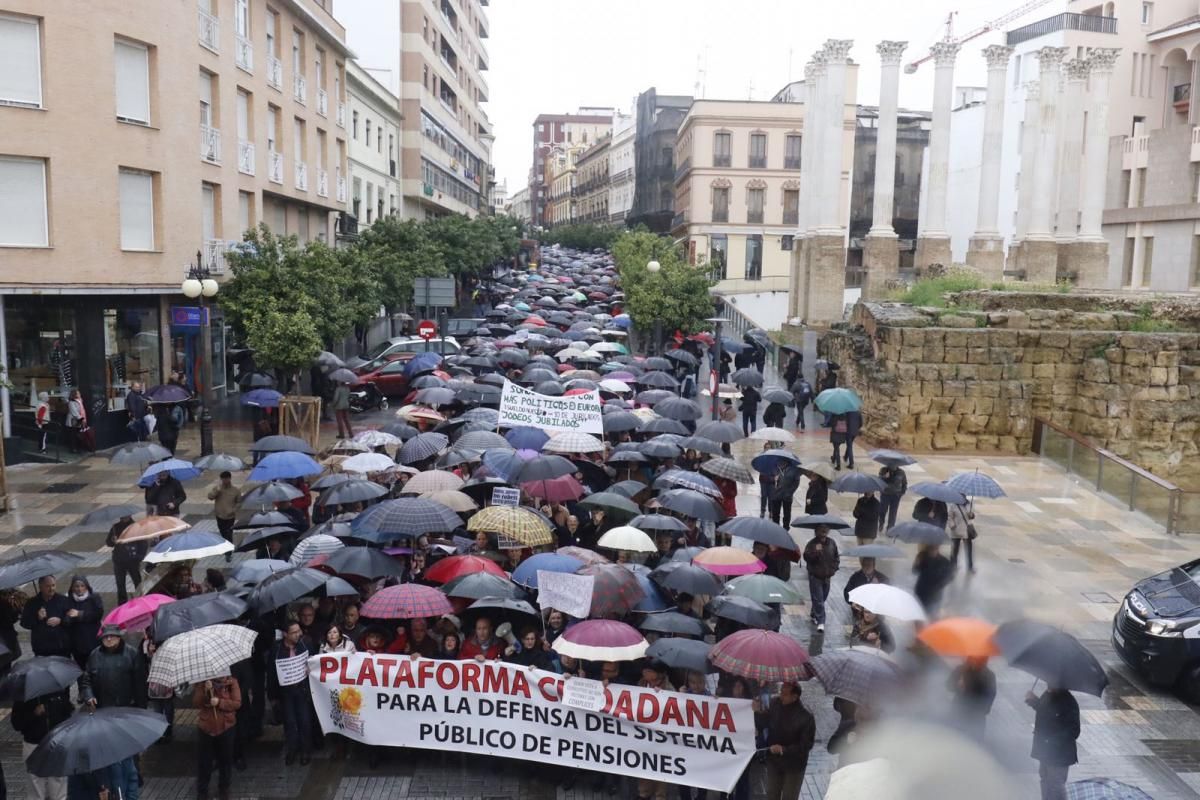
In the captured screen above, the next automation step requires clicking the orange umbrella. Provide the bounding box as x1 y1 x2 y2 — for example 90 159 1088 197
916 617 1000 658
117 515 190 543
692 546 766 576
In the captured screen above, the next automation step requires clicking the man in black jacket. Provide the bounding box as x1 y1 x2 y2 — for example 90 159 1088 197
753 682 816 800
269 622 315 766
1026 686 1080 800
107 515 149 605
81 624 148 710
802 527 839 633
12 688 72 799
145 471 186 516
20 575 71 657
769 462 801 528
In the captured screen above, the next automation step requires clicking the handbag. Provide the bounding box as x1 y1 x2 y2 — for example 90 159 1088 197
967 522 978 540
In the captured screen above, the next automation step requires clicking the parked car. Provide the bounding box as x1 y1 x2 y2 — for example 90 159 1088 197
445 318 485 338
1113 558 1200 702
351 357 416 398
346 336 460 369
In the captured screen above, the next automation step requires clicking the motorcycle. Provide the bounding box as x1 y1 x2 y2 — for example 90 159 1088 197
349 382 388 413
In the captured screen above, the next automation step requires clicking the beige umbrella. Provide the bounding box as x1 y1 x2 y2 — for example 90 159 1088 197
420 490 478 513
403 470 464 494
117 516 190 543
802 461 837 482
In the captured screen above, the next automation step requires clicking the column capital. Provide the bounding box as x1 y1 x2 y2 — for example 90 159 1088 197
876 40 908 66
823 39 854 63
1024 81 1040 101
1087 47 1122 74
982 44 1014 70
1036 46 1069 73
930 40 960 66
810 52 828 79
1064 58 1091 83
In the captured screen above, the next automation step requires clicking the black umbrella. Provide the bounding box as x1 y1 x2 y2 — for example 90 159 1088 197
249 435 316 455
640 439 682 460
442 573 522 600
145 384 192 403
641 417 689 436
646 638 712 672
643 357 673 371
637 371 679 390
381 421 420 440
321 547 406 580
247 567 331 614
235 510 296 530
657 488 724 522
236 525 302 552
239 371 277 389
994 620 1108 697
151 591 248 641
0 550 86 591
779 344 803 356
318 480 389 507
910 481 968 504
109 442 172 467
790 514 852 530
831 472 888 494
656 563 723 596
458 476 513 503
664 349 698 367
461 597 539 628
869 449 918 467
415 387 457 406
0 656 81 702
75 505 143 530
578 491 640 519
694 421 744 443
569 459 612 491
240 480 304 508
718 517 796 549
536 381 565 396
631 514 688 533
639 611 707 638
314 350 345 369
603 411 643 433
761 388 794 405
888 521 949 545
609 480 650 499
26 707 169 777
844 543 906 558
679 436 723 456
635 389 674 406
708 595 775 629
607 450 649 465
731 368 764 388
655 397 704 421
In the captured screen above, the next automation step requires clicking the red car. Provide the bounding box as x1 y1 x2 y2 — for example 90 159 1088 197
352 355 414 397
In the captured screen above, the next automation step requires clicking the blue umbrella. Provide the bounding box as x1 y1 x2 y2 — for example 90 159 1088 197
403 351 443 378
241 388 283 408
627 566 671 612
946 471 1006 499
505 426 550 451
248 451 323 481
814 387 862 414
512 553 584 588
611 314 631 329
750 449 802 474
910 481 968 505
137 458 201 487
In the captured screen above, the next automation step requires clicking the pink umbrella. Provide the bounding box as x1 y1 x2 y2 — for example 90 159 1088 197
557 546 610 565
693 546 766 576
709 629 810 682
362 584 454 619
552 619 647 661
102 594 175 632
607 371 637 382
522 474 585 503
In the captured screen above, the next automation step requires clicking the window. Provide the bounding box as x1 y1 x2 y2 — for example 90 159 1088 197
377 126 383 153
744 234 763 280
118 169 155 250
712 186 729 222
1192 163 1200 204
749 133 767 168
784 135 801 169
713 132 731 167
267 104 279 151
199 71 214 127
1142 2 1152 25
114 39 150 124
781 235 794 251
0 13 42 107
747 187 764 223
315 47 324 89
0 156 48 246
292 29 303 75
238 190 254 232
365 118 371 146
294 117 305 160
709 234 728 281
783 189 799 225
266 9 277 55
1122 237 1135 285
352 110 358 139
236 89 250 140
1191 235 1200 287
234 0 250 37
1120 169 1132 207
201 182 218 242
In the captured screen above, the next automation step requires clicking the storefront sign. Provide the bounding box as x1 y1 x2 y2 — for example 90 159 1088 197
171 306 209 327
497 379 602 435
310 655 755 792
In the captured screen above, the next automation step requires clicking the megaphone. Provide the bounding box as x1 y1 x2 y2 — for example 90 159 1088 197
496 621 517 647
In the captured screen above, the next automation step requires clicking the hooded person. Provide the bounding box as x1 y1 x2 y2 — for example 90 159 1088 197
65 575 104 669
81 624 148 710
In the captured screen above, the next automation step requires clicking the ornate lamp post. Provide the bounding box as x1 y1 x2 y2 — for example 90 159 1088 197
646 259 662 355
181 251 219 456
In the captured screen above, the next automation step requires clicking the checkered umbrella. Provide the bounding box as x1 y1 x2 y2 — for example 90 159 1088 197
353 430 402 448
708 629 810 683
577 564 645 618
397 432 450 465
467 506 554 547
543 432 605 455
402 470 465 494
455 431 512 452
349 498 464 543
811 649 901 705
946 470 1006 499
288 534 345 566
699 458 754 484
1066 780 1154 800
147 625 257 686
362 584 454 619
340 452 396 474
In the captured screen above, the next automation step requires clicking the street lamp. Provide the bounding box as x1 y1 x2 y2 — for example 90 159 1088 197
705 316 727 421
181 250 218 456
646 260 662 356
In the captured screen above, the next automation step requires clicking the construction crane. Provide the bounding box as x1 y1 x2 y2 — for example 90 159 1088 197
904 0 1055 73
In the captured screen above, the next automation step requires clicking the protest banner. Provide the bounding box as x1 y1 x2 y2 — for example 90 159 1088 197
310 655 755 792
497 379 603 435
536 570 594 620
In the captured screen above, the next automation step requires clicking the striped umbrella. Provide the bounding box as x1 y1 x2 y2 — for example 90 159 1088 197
397 432 450 465
423 554 507 584
552 620 647 662
577 563 644 617
362 584 454 619
543 432 605 454
147 625 257 686
466 506 554 548
349 498 463 542
288 534 345 566
654 470 722 498
402 470 465 494
709 629 810 682
143 531 234 565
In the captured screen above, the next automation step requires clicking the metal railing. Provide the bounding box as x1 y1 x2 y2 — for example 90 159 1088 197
1033 417 1196 534
316 167 328 198
237 139 255 175
268 150 283 184
317 88 328 117
715 296 777 372
335 170 347 202
295 160 308 191
713 154 731 168
266 56 283 90
235 35 253 71
202 239 227 274
198 7 220 52
200 124 221 163
293 74 307 105
1007 13 1117 45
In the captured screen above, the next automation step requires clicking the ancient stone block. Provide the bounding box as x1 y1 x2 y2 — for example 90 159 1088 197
976 365 1003 381
902 328 927 346
975 434 999 450
1040 332 1070 348
1055 364 1080 380
1081 360 1110 383
943 381 966 398
955 434 978 449
916 414 941 432
900 346 925 362
916 364 940 382
951 397 976 415
989 330 1020 348
907 397 932 414
1032 364 1056 379
944 347 966 364
896 433 916 450
939 315 977 328
932 432 960 449
1032 348 1064 364
967 348 991 364
940 365 959 380
929 397 955 413
957 365 978 381
911 431 932 450
923 345 946 362
959 415 989 434
975 398 995 415
1150 367 1168 386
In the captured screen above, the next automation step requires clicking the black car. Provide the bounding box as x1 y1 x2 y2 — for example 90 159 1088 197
445 318 485 338
1113 558 1200 702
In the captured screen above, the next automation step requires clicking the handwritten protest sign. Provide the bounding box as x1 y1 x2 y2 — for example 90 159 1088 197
497 380 602 435
536 571 594 619
560 677 608 712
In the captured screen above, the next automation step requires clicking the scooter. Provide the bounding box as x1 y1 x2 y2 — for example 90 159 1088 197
348 382 388 413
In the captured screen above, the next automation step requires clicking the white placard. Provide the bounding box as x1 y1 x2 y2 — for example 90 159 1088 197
536 570 594 620
491 487 521 507
498 379 603 435
275 653 308 686
560 677 607 712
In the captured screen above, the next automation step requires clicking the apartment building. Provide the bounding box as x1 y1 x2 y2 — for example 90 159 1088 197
507 185 532 226
574 135 611 224
609 109 636 224
0 0 349 450
530 110 612 228
346 61 402 233
546 143 587 227
629 89 692 233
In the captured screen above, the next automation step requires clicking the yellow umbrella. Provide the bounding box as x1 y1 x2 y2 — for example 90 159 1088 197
467 506 554 548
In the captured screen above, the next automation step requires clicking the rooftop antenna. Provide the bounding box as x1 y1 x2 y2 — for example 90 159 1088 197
748 79 755 101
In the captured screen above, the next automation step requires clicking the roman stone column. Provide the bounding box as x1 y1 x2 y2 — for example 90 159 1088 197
863 40 907 299
914 40 960 270
1070 47 1122 287
966 44 1013 281
790 55 825 321
1023 46 1068 283
805 40 852 326
1009 81 1041 273
1055 58 1090 249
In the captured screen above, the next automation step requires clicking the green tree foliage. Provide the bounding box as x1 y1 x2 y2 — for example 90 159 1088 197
244 310 322 386
544 223 622 252
613 230 715 335
357 217 447 312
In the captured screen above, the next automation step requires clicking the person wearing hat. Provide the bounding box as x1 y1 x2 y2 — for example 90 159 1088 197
80 624 147 711
753 681 817 800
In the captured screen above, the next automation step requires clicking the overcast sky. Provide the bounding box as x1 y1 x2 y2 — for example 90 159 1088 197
487 0 1052 193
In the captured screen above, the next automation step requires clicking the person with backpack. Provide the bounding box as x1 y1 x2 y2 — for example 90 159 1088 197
790 376 813 430
739 386 760 436
829 409 862 470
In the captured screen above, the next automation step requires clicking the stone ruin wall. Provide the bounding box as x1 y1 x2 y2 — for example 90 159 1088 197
819 297 1200 490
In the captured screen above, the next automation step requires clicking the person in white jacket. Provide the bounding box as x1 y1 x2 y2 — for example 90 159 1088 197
947 500 976 573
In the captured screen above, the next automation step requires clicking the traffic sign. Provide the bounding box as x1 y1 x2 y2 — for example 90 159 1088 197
417 320 438 341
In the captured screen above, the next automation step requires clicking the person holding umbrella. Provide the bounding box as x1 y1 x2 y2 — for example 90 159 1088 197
843 558 889 605
947 498 977 573
269 621 315 766
331 377 353 439
802 526 839 633
145 469 187 517
81 624 147 711
738 385 760 437
877 462 908 534
12 684 72 800
828 408 861 470
21 576 71 658
769 458 801 529
852 492 881 546
106 514 148 605
789 374 813 431
913 544 954 616
752 681 816 800
949 657 997 740
192 673 242 800
805 473 829 516
1025 685 1080 800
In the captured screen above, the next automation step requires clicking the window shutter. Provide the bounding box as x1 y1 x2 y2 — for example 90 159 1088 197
119 170 154 250
114 40 150 123
0 15 42 107
0 157 47 246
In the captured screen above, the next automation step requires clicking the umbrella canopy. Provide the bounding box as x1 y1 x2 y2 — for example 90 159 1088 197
147 625 257 685
730 368 764 387
109 442 172 467
602 411 644 434
654 397 704 421
249 451 322 481
543 431 605 454
442 572 521 600
102 594 175 632
790 514 851 530
709 629 810 682
718 517 795 550
340 452 396 474
709 595 775 629
809 649 902 706
241 480 305 508
657 488 724 522
482 451 576 484
522 474 586 503
246 567 331 614
0 656 81 702
74 504 144 530
455 431 512 452
349 498 463 542
552 619 647 661
656 563 724 596
910 481 968 505
231 558 292 584
0 550 86 590
467 505 555 548
424 554 508 584
362 583 454 619
26 707 169 778
748 427 796 444
917 617 1001 659
654 470 721 498
831 472 888 494
694 421 744 443
815 387 862 414
751 449 802 474
512 553 584 588
848 584 927 622
761 388 794 405
397 432 450 465
887 520 949 546
645 638 712 673
577 491 641 519
137 458 201 487
319 547 404 580
142 531 233 565
844 543 906 559
402 470 465 494
699 458 754 484
869 449 918 467
693 546 765 576
194 453 247 472
505 426 551 450
1066 780 1155 800
353 430 403 448
318 479 389 507
241 388 283 408
597 526 656 553
946 471 1007 499
639 611 708 638
993 619 1108 696
249 435 317 455
288 534 346 566
723 574 802 604
419 490 478 513
151 592 248 641
577 563 645 617
800 461 837 482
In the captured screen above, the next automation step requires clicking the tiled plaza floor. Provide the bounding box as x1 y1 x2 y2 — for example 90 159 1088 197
0 391 1198 799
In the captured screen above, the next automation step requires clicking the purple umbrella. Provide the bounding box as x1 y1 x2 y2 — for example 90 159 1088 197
551 619 647 661
145 384 191 403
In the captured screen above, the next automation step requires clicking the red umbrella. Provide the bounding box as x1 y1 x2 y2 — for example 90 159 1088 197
361 584 454 619
563 388 592 397
577 563 644 618
552 619 647 661
524 315 547 326
709 629 810 683
423 554 507 584
522 474 585 503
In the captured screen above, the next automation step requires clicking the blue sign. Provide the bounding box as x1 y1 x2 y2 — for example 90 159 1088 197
171 306 209 327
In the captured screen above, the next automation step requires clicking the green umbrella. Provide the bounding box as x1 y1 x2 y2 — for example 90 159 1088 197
723 574 802 605
815 387 862 414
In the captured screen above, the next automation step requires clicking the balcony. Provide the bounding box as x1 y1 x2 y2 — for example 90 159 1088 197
1174 83 1191 114
293 74 307 105
198 7 219 53
201 239 227 275
268 150 283 184
317 167 328 198
336 170 347 203
713 154 731 168
674 156 692 183
237 139 255 175
267 56 283 90
784 157 801 170
200 124 221 164
1006 13 1117 46
295 160 308 191
749 155 767 169
336 101 346 128
317 88 328 117
235 35 253 72
784 210 799 226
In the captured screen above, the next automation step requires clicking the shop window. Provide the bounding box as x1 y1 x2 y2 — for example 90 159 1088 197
3 303 77 409
103 307 161 410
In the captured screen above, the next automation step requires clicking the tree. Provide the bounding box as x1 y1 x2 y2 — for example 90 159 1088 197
357 217 447 313
244 310 322 389
613 229 716 335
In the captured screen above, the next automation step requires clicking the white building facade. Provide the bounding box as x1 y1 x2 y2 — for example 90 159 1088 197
346 61 402 228
608 109 636 224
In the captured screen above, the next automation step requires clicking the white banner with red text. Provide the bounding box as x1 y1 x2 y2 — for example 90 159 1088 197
309 654 754 792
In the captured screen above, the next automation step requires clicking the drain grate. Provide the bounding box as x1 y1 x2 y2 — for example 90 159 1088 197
1083 592 1118 603
39 482 88 495
1142 739 1200 770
